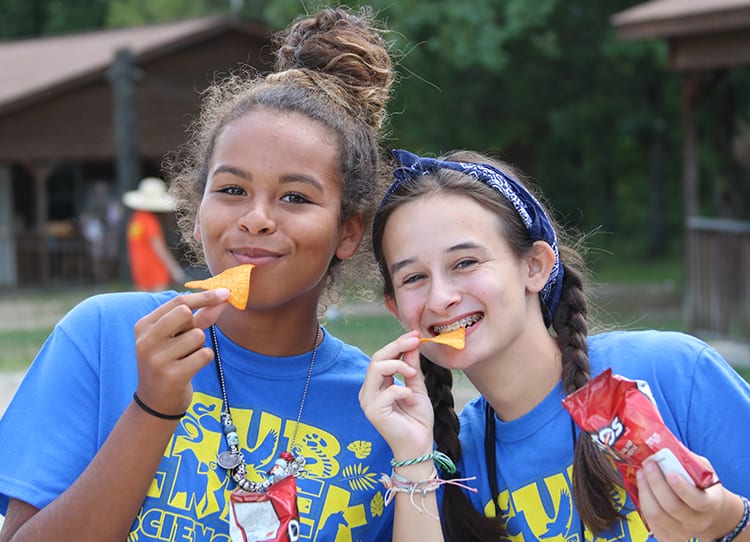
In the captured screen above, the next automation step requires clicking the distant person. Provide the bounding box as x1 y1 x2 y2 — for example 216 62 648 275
122 177 186 291
359 149 750 542
80 180 122 284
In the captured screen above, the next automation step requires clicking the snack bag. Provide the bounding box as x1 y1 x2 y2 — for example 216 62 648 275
561 368 719 510
229 475 300 542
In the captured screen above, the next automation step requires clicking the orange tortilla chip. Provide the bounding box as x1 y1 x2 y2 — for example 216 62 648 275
185 264 254 310
420 327 465 349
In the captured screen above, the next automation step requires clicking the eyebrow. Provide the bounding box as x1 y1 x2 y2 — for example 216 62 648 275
210 165 324 192
389 241 483 276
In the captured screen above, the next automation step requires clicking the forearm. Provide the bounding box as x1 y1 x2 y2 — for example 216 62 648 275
6 402 178 541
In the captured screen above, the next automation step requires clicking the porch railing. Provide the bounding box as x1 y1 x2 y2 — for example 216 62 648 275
15 232 95 287
686 217 750 339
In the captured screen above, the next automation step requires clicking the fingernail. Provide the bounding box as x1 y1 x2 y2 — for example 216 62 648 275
215 288 230 299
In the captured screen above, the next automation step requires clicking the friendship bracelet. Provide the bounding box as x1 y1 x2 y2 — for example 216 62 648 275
132 392 185 420
390 450 457 473
379 468 477 519
715 495 750 542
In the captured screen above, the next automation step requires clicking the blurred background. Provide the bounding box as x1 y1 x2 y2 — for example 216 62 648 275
0 0 748 384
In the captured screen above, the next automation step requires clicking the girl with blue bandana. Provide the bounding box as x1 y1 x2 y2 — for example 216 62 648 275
359 149 750 542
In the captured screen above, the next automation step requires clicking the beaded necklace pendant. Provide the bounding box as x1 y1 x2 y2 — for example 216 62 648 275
218 410 307 492
209 324 320 542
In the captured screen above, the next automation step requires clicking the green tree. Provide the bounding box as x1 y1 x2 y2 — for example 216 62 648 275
0 0 109 39
105 0 225 26
5 0 745 260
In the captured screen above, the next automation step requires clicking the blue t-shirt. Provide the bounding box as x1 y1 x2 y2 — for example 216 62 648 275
0 291 394 541
457 330 750 541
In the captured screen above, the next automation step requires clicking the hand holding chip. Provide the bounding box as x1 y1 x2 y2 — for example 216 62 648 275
359 330 435 461
133 287 232 418
133 263 254 418
360 326 465 458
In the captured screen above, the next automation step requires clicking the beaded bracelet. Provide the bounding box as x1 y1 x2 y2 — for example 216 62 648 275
132 392 185 420
379 468 477 519
390 450 457 473
715 495 750 542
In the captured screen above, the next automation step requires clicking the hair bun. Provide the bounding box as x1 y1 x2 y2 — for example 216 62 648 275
273 7 394 131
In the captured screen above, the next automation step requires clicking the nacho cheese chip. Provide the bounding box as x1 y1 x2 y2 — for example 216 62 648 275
185 264 254 310
420 327 466 349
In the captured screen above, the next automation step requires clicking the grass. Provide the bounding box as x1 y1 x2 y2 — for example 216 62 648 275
0 329 52 372
0 248 747 383
324 312 404 356
590 252 684 286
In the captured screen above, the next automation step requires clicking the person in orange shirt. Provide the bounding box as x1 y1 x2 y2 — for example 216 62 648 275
122 177 186 291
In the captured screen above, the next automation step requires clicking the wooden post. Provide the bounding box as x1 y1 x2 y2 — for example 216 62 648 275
26 162 53 286
0 164 16 287
681 72 702 220
107 48 141 281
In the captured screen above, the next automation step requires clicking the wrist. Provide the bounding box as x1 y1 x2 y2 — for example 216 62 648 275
390 449 457 480
392 461 436 481
712 493 749 542
132 391 186 421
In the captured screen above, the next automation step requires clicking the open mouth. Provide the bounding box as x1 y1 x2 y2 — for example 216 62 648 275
431 313 483 335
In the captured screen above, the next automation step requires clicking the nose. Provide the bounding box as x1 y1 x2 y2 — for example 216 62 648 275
238 200 276 235
425 274 461 315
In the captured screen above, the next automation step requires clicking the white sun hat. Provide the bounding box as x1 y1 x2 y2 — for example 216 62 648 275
122 177 177 212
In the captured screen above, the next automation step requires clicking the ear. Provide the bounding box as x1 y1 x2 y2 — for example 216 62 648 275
335 213 365 260
193 212 202 242
525 241 556 294
383 294 399 319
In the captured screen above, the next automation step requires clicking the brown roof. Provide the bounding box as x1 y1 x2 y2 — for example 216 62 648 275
612 0 750 39
0 15 269 114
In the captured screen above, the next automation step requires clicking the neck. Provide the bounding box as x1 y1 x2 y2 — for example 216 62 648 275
466 332 562 422
216 307 321 357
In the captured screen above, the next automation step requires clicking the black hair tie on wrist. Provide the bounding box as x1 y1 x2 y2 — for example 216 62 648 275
132 392 185 420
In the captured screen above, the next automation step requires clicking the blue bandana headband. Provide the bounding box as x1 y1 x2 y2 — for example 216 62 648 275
381 149 564 327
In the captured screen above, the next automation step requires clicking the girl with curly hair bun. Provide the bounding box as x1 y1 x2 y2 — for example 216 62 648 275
0 7 398 541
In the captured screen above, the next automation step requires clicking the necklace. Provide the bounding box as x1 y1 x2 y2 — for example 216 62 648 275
209 323 321 492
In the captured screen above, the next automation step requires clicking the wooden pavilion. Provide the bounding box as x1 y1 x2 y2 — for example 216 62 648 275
0 16 272 288
611 0 750 338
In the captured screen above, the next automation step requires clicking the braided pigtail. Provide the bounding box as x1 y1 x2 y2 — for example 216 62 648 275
553 253 623 534
420 355 503 541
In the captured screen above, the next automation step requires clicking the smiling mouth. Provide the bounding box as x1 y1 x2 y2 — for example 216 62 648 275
431 314 483 335
231 249 281 260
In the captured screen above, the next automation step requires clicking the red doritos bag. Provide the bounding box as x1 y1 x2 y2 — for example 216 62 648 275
228 476 300 542
562 368 719 510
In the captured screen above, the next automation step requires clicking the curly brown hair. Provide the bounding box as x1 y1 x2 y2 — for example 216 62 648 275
165 7 395 291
